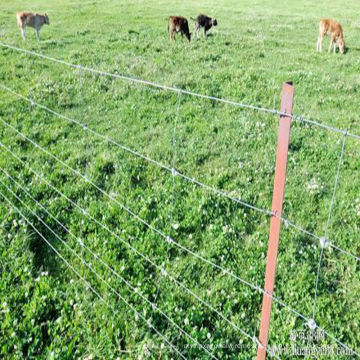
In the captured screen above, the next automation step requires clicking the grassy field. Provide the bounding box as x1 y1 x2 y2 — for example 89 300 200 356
0 0 359 359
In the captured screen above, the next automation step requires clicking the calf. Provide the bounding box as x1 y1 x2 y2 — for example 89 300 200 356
193 14 217 38
316 18 345 54
168 16 191 42
16 12 50 41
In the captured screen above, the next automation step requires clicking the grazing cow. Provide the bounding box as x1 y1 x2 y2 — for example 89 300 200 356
316 18 345 54
193 14 217 38
168 16 191 42
16 12 50 41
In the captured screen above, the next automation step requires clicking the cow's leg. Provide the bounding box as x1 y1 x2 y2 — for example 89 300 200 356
319 34 324 51
21 26 26 41
316 36 320 51
203 28 207 38
329 34 336 53
193 24 198 38
35 28 40 41
319 33 325 52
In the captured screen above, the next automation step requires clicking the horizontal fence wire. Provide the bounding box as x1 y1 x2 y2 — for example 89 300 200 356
0 41 359 141
0 83 358 263
0 190 186 360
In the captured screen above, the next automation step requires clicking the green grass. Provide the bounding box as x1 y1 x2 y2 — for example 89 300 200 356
0 0 359 359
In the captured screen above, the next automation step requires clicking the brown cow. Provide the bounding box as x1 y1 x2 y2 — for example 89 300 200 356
168 16 191 42
316 18 345 54
16 12 50 41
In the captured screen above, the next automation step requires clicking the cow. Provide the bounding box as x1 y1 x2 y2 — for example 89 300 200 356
317 18 345 54
16 12 50 41
168 16 191 42
193 14 218 39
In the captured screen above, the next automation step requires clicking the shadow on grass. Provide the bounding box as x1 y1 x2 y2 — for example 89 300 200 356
28 217 67 272
345 46 360 53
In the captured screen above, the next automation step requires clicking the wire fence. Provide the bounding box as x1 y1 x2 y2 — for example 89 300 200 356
0 43 359 359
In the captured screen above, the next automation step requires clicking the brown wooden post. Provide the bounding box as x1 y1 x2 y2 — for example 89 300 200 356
257 82 294 360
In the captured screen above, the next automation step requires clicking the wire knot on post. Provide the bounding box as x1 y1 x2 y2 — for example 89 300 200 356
270 210 277 217
253 336 265 350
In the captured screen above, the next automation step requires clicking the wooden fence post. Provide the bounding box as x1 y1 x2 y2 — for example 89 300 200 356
257 82 294 360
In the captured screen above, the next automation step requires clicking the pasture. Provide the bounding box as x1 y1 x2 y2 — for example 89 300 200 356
0 0 359 359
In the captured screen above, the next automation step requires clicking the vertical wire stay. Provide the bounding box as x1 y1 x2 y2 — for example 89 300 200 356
170 89 182 229
77 66 88 176
168 89 183 252
0 185 188 360
312 132 347 322
77 65 86 276
150 89 183 338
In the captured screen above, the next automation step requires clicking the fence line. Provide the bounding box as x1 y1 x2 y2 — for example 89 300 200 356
1 84 358 264
0 189 186 360
0 174 216 360
0 41 359 140
1 43 359 358
0 135 358 357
